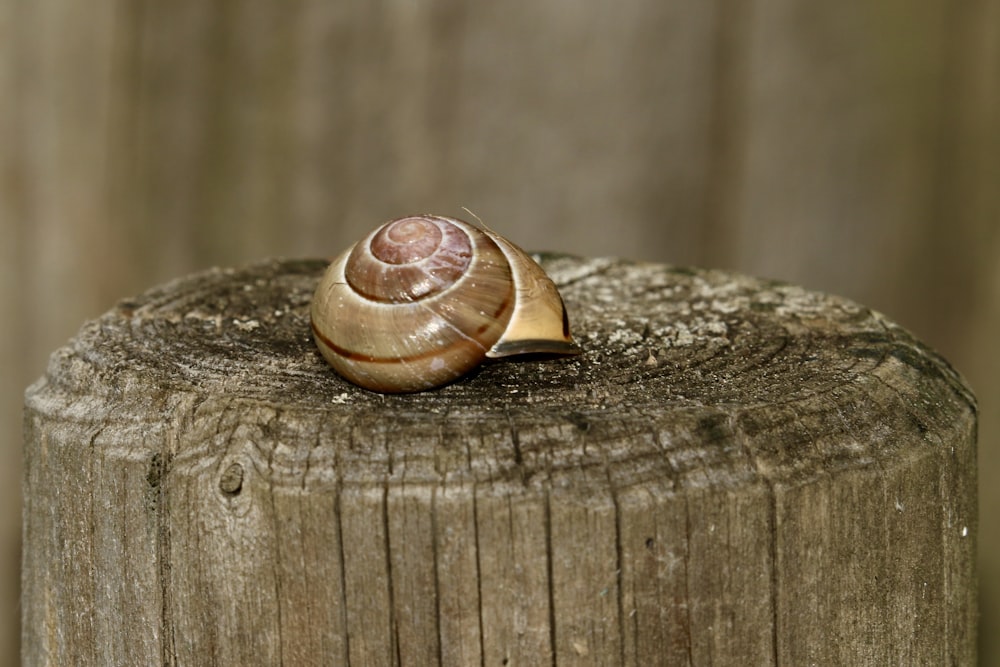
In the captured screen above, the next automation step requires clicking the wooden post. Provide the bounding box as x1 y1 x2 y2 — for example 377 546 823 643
22 257 977 666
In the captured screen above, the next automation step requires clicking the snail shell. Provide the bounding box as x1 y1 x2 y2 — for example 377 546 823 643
310 214 581 393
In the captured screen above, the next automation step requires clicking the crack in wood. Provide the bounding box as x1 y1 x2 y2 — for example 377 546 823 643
21 257 978 665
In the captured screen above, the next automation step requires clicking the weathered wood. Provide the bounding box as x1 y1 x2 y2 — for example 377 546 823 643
22 257 977 666
5 0 999 662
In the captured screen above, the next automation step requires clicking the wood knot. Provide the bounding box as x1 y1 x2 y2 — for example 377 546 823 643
146 452 166 489
219 463 244 495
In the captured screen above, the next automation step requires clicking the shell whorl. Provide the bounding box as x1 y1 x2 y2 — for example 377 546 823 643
311 215 579 393
344 216 474 302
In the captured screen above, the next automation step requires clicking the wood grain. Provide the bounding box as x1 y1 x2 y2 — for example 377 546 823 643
4 0 999 660
22 257 977 665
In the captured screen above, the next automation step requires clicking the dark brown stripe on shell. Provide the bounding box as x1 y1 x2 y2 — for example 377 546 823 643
310 287 514 364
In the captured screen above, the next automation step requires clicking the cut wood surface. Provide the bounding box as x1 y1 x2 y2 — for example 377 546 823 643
5 0 998 663
22 257 977 666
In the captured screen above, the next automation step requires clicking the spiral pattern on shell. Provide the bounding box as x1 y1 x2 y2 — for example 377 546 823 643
310 215 579 393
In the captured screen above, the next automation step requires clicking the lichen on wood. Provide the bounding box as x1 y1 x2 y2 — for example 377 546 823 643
22 257 977 666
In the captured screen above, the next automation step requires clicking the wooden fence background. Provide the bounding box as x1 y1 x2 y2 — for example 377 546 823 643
2 0 998 663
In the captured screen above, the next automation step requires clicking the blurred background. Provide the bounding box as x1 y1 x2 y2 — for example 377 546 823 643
2 0 997 662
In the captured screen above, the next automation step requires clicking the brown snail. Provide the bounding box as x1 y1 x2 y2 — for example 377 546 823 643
310 214 581 393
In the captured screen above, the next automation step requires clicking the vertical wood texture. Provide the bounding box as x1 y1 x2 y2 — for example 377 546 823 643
22 258 977 665
4 0 999 662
